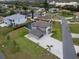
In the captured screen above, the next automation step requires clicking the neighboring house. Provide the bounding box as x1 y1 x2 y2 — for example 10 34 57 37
3 13 27 27
35 15 52 22
49 8 59 13
65 17 73 20
0 16 7 27
74 12 79 18
29 21 52 39
29 29 44 39
54 2 78 7
0 16 4 24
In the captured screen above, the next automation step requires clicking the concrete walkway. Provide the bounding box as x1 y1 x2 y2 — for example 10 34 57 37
71 33 79 38
53 20 79 24
25 34 79 59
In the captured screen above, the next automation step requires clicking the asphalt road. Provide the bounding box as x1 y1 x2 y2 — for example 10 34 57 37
61 17 77 59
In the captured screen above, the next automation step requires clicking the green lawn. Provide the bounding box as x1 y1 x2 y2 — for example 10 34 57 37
0 27 13 45
73 38 79 45
69 23 79 45
59 11 73 17
51 22 79 46
69 24 79 33
0 27 58 59
51 22 62 41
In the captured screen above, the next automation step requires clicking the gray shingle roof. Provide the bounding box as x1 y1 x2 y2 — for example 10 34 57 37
29 29 44 38
37 15 51 21
32 21 51 28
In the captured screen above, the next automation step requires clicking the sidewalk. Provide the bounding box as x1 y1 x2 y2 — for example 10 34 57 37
71 33 79 38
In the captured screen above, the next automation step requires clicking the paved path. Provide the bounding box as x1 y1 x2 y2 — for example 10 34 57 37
71 33 79 38
25 34 79 59
61 17 77 59
53 20 79 24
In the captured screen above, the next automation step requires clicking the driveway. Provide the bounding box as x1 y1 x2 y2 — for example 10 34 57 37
25 34 79 59
25 34 63 59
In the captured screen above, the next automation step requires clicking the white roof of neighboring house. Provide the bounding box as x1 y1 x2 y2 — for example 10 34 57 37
4 13 27 25
65 17 73 19
56 2 78 5
36 15 51 22
0 23 8 27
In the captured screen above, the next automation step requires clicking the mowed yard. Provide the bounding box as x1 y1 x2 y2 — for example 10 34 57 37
69 24 79 46
0 27 58 59
51 22 79 45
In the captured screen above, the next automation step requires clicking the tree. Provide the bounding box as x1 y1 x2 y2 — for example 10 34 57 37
31 9 34 19
43 0 49 12
77 53 79 56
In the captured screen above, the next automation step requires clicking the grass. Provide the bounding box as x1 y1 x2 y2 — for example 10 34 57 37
59 11 73 17
69 24 79 33
51 22 62 41
0 27 58 59
0 27 13 45
69 24 79 45
73 38 79 45
51 22 79 46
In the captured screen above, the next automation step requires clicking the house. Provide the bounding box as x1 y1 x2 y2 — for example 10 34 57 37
0 16 4 24
49 2 78 7
29 21 52 39
74 12 79 18
35 15 52 22
3 13 27 27
29 29 44 39
49 8 59 13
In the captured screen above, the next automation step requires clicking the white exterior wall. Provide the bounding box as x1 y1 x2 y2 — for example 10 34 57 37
46 26 52 34
3 14 27 26
76 16 79 18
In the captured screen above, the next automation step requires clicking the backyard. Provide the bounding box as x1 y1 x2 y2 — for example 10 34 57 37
0 27 58 59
